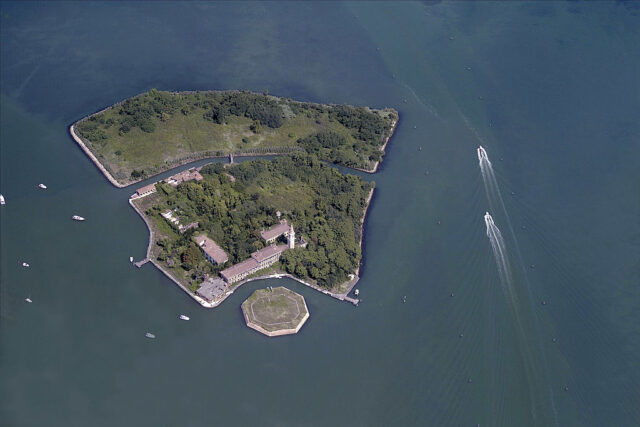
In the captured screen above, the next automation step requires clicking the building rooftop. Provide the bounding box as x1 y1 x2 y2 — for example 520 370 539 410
195 235 228 265
252 244 287 262
260 219 289 242
196 277 227 301
136 183 156 196
167 168 204 186
220 257 259 281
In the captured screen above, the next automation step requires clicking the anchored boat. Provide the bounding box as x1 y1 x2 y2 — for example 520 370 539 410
145 332 156 339
22 262 30 267
38 183 47 189
179 314 190 321
72 215 85 221
0 194 5 205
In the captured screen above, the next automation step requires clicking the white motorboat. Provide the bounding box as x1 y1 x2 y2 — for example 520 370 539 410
179 314 190 321
129 256 134 263
22 262 30 267
38 183 47 189
477 145 488 163
0 194 5 205
25 297 32 303
354 289 360 296
72 215 85 221
145 332 156 339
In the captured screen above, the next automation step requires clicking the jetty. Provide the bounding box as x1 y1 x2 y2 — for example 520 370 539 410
134 258 149 268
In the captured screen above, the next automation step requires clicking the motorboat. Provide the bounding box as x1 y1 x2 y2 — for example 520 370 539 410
145 332 156 339
72 215 85 221
38 183 47 189
129 256 134 263
25 297 32 303
22 262 30 267
179 314 190 321
0 194 5 205
354 289 359 296
477 145 488 163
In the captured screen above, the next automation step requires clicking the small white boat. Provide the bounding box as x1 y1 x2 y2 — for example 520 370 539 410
72 215 85 221
145 332 156 339
0 194 5 205
38 183 47 189
354 289 360 296
22 262 30 267
25 297 32 303
179 314 190 321
129 256 134 263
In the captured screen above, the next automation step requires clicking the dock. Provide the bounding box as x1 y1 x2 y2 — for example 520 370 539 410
134 258 149 268
343 296 359 306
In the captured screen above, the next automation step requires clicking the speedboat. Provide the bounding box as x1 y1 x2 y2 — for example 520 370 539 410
22 262 30 267
25 297 32 303
477 145 488 163
72 215 85 221
129 256 134 263
179 314 190 321
145 332 156 339
0 194 5 205
38 183 47 189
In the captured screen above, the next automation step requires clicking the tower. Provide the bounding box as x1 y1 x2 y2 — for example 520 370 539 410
288 224 295 249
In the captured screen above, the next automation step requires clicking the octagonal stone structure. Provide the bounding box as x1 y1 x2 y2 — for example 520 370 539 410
241 286 309 337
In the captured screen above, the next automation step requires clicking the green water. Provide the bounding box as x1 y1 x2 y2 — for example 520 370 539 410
1 2 639 425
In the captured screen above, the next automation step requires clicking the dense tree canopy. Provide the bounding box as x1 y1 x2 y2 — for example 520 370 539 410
148 154 372 288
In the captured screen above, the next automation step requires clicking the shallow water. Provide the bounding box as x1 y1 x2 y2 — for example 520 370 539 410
1 2 639 425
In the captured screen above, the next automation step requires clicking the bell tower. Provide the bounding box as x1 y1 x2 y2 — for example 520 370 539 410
288 224 295 249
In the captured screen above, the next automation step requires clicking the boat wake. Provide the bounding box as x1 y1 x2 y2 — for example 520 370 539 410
479 146 559 425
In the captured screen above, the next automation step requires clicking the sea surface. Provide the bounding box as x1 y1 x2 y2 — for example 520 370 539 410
1 2 639 426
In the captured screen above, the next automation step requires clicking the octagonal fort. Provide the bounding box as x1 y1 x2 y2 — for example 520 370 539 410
241 287 309 337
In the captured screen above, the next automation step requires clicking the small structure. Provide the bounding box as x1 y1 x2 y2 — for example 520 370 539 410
135 183 156 198
241 287 309 337
196 276 227 302
166 168 203 186
195 235 228 265
161 210 180 225
260 219 290 244
179 221 199 234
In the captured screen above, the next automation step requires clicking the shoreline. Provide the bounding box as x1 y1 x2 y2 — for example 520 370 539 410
128 185 374 308
69 124 126 188
352 118 398 174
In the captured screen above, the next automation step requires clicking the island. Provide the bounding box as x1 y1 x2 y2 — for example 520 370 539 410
71 90 398 308
241 287 309 337
70 89 397 187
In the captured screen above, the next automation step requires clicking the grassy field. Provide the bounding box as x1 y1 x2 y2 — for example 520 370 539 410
75 90 397 186
241 287 309 334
